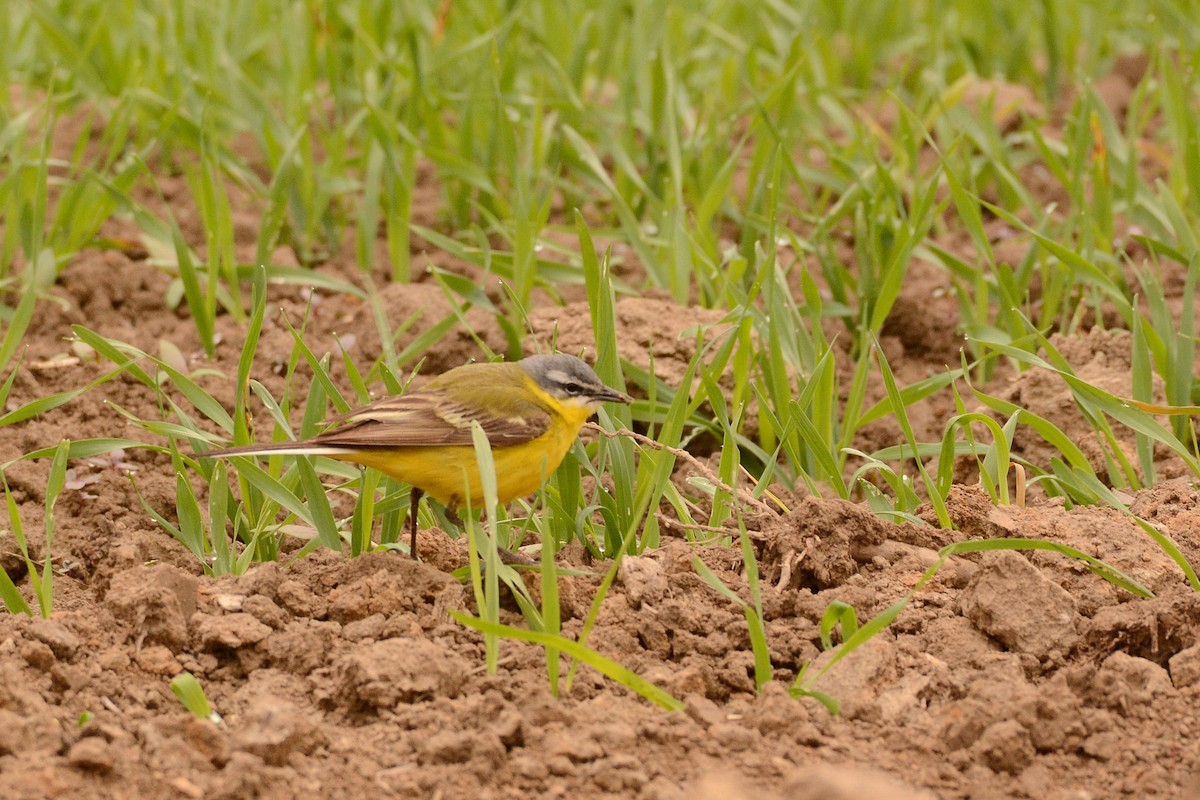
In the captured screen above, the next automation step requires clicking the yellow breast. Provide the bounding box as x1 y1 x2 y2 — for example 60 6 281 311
339 388 595 508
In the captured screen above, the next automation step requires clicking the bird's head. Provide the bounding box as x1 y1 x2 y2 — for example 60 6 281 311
521 354 632 410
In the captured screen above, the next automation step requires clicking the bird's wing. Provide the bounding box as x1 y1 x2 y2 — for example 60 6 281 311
312 369 552 449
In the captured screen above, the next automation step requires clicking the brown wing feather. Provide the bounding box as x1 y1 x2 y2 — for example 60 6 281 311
311 365 551 450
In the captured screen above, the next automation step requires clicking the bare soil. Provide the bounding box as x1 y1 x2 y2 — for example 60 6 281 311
4 104 1200 798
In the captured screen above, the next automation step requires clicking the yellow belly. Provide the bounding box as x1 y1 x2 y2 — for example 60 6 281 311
340 406 591 507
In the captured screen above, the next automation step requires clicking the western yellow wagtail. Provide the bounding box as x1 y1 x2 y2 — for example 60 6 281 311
212 353 630 559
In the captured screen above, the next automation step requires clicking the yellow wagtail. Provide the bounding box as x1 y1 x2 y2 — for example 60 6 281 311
212 353 631 559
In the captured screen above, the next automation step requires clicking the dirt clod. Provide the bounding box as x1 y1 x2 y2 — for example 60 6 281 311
619 554 668 608
960 551 1080 659
105 565 197 649
783 763 937 800
234 696 324 766
1168 645 1200 688
975 719 1035 775
192 612 273 650
337 637 468 708
28 619 81 660
431 730 478 763
67 737 115 773
806 636 897 719
1090 651 1176 714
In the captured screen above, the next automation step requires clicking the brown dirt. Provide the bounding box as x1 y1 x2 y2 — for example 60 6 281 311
5 104 1200 800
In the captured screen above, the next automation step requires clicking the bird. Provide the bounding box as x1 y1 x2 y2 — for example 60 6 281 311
209 353 631 560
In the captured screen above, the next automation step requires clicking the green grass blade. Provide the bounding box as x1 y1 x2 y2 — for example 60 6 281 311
36 440 70 618
819 601 860 650
170 672 221 724
226 456 320 532
0 251 40 370
739 525 772 690
293 456 343 554
794 597 911 697
470 421 501 673
937 538 1152 598
0 365 128 428
0 474 34 615
208 461 232 575
876 338 952 527
174 469 209 568
450 610 684 711
1060 467 1199 590
172 219 215 358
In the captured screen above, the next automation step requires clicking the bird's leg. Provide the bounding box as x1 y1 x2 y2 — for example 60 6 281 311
409 487 424 560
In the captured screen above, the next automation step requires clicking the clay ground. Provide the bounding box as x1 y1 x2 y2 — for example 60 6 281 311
4 66 1200 800
3 219 1200 800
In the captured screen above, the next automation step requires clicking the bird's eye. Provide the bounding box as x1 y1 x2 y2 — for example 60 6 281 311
564 382 582 394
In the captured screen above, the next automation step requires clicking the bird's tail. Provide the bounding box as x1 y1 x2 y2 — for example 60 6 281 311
205 442 353 459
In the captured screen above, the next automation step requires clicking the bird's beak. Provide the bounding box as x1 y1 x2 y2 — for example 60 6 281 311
593 387 633 404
